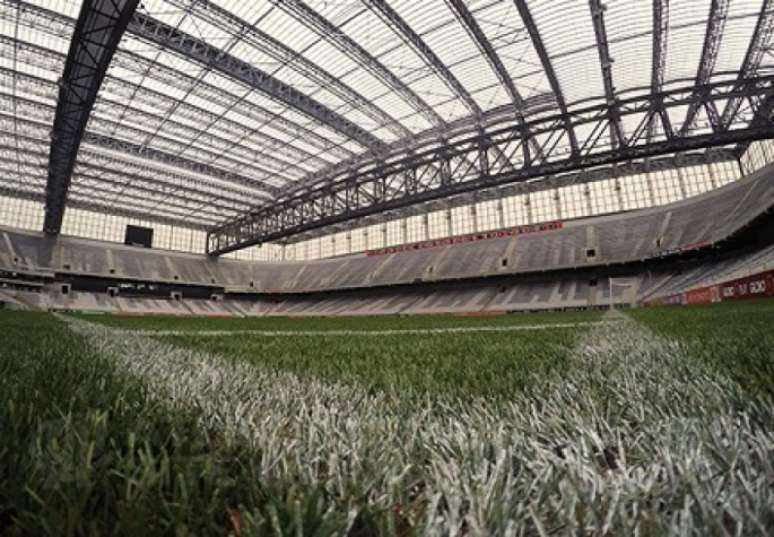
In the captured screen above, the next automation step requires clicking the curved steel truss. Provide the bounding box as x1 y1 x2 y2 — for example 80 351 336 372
208 76 774 255
44 0 140 234
0 0 771 247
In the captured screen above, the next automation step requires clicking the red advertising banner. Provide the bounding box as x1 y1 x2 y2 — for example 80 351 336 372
720 270 774 301
684 286 714 305
646 269 774 307
365 221 563 257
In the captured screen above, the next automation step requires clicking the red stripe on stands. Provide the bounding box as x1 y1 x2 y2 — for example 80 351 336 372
365 222 564 256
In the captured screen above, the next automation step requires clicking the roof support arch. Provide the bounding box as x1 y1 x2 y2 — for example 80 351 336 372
721 0 774 129
44 0 140 235
164 0 409 141
445 0 544 162
271 0 444 129
513 1 579 156
128 13 386 154
680 0 730 135
589 0 626 150
364 0 481 118
648 0 670 143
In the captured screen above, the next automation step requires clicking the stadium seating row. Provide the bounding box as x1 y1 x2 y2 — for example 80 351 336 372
3 242 772 316
0 274 637 316
1 163 772 295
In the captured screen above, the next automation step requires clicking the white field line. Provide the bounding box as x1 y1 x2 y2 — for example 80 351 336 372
64 313 774 535
112 319 620 337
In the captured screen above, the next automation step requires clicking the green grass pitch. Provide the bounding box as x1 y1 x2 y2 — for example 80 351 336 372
1 301 773 535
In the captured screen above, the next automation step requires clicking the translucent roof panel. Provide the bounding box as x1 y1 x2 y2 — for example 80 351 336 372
714 1 764 76
394 1 507 111
0 0 768 234
664 0 713 85
469 0 552 102
531 0 605 105
606 0 653 95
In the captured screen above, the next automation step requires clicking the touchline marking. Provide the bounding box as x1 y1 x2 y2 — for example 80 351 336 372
117 320 622 337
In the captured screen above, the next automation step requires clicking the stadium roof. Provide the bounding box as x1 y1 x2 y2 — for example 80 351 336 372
0 0 772 253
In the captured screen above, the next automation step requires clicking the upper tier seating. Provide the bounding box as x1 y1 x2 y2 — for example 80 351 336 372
1 163 772 294
3 239 770 316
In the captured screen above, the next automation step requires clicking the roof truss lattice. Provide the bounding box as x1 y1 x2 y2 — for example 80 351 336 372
0 0 769 243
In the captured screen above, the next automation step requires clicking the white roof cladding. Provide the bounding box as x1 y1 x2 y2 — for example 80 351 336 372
0 0 768 230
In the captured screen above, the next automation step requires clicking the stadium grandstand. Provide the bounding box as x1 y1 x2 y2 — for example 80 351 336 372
0 0 773 315
1 0 773 534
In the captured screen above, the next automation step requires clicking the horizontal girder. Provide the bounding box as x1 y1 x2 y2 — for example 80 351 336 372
207 76 774 255
283 149 738 243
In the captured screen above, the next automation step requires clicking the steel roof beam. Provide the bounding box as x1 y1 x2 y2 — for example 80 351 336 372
0 37 331 173
721 0 774 129
3 1 356 162
648 0 669 142
364 0 480 118
445 0 523 110
589 0 626 149
206 76 774 255
360 1 507 178
43 0 140 235
513 0 579 156
165 0 409 140
128 12 385 154
445 0 544 162
272 0 444 129
680 0 730 135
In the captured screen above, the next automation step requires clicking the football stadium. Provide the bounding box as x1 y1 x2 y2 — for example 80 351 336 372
1 0 773 534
